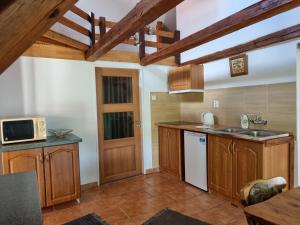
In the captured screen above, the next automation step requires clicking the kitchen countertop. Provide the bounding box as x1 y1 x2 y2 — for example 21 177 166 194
0 172 43 225
157 121 293 142
0 133 82 152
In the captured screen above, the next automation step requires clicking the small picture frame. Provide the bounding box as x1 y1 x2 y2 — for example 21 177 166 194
229 54 248 77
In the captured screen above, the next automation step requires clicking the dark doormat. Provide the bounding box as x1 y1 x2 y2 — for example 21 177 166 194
142 209 211 225
62 213 110 225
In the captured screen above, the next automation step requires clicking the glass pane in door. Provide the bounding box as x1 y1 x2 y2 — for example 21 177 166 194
103 76 133 104
103 112 134 140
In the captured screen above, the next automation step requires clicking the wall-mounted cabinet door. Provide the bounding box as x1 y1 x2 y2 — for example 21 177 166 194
44 144 80 207
208 135 233 198
2 148 46 207
232 140 263 200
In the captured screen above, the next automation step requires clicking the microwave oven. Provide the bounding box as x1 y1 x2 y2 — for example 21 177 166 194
0 116 47 145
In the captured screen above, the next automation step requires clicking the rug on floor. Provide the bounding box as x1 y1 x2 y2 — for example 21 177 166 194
62 213 110 225
142 209 211 225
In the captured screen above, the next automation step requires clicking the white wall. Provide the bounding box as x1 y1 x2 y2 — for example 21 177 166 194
176 0 299 89
0 57 170 185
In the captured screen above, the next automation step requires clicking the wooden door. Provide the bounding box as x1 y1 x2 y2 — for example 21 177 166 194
159 127 169 171
208 135 233 197
2 148 46 207
232 139 263 200
96 68 142 183
167 128 181 178
44 144 80 206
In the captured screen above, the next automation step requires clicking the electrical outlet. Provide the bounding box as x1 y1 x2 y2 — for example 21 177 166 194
213 100 220 108
151 95 157 101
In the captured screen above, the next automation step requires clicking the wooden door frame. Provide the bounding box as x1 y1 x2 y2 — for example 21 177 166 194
95 67 143 184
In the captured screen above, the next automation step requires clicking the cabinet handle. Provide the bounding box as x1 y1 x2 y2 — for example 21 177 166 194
232 142 236 154
45 154 50 161
39 153 44 163
228 143 232 154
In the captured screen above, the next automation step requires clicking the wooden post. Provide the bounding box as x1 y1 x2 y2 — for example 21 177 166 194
156 21 164 50
174 30 180 65
99 16 106 39
139 29 145 60
90 12 95 46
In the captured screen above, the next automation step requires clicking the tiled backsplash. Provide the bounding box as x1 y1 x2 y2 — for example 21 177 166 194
181 82 296 135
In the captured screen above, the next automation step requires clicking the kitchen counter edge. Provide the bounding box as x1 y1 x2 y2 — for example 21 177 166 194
157 123 294 144
0 133 82 152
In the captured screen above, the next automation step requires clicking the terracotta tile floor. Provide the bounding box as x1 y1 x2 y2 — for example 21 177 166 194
43 173 248 225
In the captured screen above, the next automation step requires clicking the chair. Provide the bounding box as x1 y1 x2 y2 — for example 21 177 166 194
240 177 287 225
0 172 43 225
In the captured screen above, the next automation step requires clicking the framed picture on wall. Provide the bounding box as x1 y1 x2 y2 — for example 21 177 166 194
229 54 248 77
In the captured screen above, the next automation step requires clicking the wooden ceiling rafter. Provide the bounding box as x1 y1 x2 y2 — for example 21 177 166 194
0 0 78 74
85 0 184 61
140 0 300 66
42 30 89 51
181 23 300 66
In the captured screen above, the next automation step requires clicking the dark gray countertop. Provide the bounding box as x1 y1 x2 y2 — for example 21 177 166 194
0 133 82 152
0 172 43 225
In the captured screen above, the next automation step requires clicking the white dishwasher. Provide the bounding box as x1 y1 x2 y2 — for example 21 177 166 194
184 131 208 191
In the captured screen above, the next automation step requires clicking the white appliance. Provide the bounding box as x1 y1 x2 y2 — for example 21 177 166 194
184 131 208 191
201 111 214 126
0 116 46 144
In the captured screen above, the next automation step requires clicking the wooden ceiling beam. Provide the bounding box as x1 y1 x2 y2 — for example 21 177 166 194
43 30 89 51
0 0 78 74
140 0 300 66
181 24 300 66
85 0 184 61
70 5 90 21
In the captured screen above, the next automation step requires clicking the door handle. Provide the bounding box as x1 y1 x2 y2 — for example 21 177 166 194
135 121 141 128
45 154 50 161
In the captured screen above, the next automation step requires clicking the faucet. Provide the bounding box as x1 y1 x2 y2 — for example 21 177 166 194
247 113 267 125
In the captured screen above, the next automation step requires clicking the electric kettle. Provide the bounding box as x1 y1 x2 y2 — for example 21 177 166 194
201 112 214 126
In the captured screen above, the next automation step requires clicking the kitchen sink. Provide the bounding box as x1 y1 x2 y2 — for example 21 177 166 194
211 128 290 140
239 130 287 137
215 128 245 133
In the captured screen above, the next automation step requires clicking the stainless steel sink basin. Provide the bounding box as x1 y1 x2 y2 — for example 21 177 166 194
210 128 290 140
215 128 245 133
239 130 287 138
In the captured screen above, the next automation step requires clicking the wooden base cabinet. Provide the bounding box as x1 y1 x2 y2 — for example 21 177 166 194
159 127 182 179
208 135 292 200
1 144 80 207
208 135 233 198
2 148 46 207
44 144 80 206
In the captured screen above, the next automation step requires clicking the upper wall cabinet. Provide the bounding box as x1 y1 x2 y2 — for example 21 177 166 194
168 64 204 94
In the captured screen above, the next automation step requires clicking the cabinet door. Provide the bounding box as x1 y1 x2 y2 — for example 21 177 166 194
208 135 232 197
232 139 263 200
168 67 190 91
44 144 80 206
167 128 181 178
159 127 169 171
2 148 46 207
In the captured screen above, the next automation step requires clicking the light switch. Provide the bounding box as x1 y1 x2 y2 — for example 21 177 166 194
151 95 157 101
213 100 219 108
